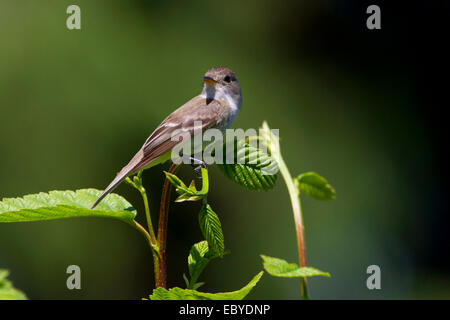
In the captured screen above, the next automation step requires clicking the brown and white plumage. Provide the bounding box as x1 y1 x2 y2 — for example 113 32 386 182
91 67 242 209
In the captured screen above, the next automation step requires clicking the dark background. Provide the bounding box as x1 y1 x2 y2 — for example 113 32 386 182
0 1 449 299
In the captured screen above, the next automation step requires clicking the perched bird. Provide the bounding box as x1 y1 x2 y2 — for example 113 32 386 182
91 67 242 209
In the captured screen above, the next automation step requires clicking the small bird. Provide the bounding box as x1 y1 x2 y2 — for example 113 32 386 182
91 67 242 209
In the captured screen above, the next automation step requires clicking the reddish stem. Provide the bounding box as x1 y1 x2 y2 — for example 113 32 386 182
154 163 180 288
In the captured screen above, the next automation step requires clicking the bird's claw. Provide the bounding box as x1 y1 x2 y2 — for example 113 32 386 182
189 157 208 179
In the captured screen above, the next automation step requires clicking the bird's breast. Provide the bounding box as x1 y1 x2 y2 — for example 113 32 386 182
216 99 239 130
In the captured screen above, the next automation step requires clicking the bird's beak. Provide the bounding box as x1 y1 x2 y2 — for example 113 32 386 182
203 76 216 85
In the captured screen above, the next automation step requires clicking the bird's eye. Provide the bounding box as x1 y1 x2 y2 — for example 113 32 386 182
224 76 231 83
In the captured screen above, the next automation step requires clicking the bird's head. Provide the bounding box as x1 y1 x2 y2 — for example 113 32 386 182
202 67 242 109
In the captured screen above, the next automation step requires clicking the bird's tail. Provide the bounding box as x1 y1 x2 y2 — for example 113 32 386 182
90 166 133 209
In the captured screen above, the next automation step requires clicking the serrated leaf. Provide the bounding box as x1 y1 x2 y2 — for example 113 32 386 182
261 255 330 278
149 271 263 300
0 270 27 300
294 172 335 200
187 241 218 288
217 139 278 191
188 241 212 278
198 204 224 257
0 189 136 225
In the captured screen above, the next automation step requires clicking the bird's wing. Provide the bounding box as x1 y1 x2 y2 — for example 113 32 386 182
90 96 221 209
132 95 222 172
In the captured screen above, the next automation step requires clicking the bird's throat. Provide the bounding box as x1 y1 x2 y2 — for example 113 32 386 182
204 84 216 102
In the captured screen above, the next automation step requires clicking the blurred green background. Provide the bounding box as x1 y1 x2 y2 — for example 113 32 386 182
1 1 449 299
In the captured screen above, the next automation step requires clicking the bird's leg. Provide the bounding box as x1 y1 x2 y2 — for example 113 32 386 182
189 156 208 176
179 152 208 179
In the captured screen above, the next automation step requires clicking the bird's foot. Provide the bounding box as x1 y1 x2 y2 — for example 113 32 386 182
179 153 208 179
189 156 208 179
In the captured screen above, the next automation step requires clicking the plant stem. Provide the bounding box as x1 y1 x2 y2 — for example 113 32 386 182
278 157 309 300
139 185 157 246
134 221 153 247
137 182 164 288
128 172 162 287
155 163 180 288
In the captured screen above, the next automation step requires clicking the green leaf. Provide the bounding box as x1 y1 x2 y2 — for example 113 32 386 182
175 193 203 203
198 204 225 257
192 282 205 290
0 270 27 300
187 241 218 288
165 170 208 203
164 171 188 190
294 172 336 200
183 273 190 287
149 271 263 300
260 121 280 155
217 138 278 191
261 255 330 278
188 180 197 192
0 189 136 225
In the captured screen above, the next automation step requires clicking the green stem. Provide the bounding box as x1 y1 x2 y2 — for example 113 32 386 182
139 185 157 246
199 167 209 195
137 176 165 288
133 221 151 243
278 157 309 300
126 173 162 287
133 221 158 253
133 164 209 289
